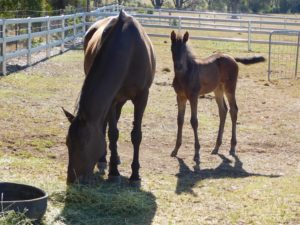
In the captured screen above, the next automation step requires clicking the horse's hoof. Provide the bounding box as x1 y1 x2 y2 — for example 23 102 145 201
108 175 121 184
97 162 107 175
193 155 200 163
171 151 177 157
129 178 141 188
229 149 236 156
211 149 218 155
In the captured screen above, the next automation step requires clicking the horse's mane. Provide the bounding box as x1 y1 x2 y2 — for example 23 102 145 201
75 11 127 120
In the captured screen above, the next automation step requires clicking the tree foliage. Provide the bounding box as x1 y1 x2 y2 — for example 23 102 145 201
0 0 48 17
151 0 164 9
0 0 299 17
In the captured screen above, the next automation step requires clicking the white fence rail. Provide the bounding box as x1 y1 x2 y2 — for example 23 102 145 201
0 5 120 75
1 4 300 75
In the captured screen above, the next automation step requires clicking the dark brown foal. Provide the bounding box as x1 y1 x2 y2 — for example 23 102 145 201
170 31 265 162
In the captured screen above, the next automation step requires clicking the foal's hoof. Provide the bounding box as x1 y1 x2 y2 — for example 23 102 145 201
171 151 177 157
108 175 121 184
229 149 236 156
211 149 218 155
97 162 107 175
193 154 200 163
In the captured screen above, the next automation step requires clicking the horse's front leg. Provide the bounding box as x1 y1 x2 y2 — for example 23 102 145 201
108 104 121 181
99 101 125 175
97 120 108 174
171 95 187 157
190 95 200 163
130 90 149 182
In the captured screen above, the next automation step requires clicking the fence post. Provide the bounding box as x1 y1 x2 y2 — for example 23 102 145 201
295 32 300 79
46 16 50 58
213 14 216 28
0 20 6 75
178 16 181 32
248 20 252 51
27 17 32 66
82 13 86 35
61 15 65 53
73 14 76 46
159 9 161 25
268 32 273 81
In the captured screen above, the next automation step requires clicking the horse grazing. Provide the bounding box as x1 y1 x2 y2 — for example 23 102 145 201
63 11 156 184
170 31 265 162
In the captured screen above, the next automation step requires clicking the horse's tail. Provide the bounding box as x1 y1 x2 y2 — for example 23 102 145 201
234 56 266 65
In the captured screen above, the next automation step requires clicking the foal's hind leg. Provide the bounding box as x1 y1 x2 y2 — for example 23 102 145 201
171 95 187 157
225 92 238 155
130 90 149 182
190 95 200 162
211 87 228 155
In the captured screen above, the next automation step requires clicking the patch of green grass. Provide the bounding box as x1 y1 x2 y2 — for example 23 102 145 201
0 211 33 225
50 50 83 63
13 139 56 152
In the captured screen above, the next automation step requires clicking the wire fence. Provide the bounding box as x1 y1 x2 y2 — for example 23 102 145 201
268 31 300 80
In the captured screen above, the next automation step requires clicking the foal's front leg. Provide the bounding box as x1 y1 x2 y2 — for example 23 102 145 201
171 95 187 157
190 95 200 162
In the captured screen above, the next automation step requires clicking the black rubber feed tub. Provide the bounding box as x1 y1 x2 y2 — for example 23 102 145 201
0 182 48 220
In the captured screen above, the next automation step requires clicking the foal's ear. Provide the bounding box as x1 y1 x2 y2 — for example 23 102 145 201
62 107 75 123
171 30 176 43
183 31 189 43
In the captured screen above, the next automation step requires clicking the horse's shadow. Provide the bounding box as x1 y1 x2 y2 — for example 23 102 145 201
175 153 280 196
51 175 156 225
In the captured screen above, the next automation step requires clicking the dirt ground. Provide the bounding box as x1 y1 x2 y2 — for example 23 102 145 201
0 37 299 224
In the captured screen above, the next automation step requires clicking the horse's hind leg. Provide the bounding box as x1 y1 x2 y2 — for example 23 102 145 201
225 92 238 155
130 90 149 182
171 95 187 157
212 87 228 154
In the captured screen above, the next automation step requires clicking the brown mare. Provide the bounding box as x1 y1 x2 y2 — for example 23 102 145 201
170 31 265 162
63 11 156 184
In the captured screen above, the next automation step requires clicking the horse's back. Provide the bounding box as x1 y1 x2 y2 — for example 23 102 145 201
83 12 155 103
196 53 238 94
84 17 118 75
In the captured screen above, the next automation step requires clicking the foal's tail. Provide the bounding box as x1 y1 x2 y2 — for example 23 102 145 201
234 56 266 65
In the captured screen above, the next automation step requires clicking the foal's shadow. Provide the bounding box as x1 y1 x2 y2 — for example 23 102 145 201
51 174 156 225
175 153 279 196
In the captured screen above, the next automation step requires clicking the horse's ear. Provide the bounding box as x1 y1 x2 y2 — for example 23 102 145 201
62 107 75 123
183 31 189 43
171 30 176 43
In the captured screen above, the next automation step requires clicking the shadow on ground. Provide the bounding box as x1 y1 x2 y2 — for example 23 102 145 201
175 153 280 196
50 175 156 225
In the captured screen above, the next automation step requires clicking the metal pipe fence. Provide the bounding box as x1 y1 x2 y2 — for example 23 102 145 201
268 30 300 80
1 4 300 75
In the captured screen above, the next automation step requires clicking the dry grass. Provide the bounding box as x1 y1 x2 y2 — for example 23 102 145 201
0 36 299 225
